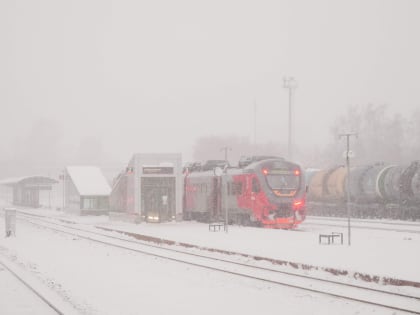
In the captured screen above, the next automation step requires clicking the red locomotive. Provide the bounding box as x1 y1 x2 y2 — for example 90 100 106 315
183 157 306 228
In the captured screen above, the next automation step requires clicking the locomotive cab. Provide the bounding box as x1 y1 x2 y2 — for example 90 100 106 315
252 159 306 228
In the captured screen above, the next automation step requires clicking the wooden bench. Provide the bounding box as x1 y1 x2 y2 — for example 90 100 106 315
319 232 343 245
209 222 225 232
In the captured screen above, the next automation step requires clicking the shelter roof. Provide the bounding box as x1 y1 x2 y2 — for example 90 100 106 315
66 166 111 196
0 176 58 187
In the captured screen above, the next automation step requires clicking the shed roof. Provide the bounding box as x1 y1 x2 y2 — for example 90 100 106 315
66 166 111 196
0 176 58 187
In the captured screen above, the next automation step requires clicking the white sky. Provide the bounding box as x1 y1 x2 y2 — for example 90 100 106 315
1 0 419 164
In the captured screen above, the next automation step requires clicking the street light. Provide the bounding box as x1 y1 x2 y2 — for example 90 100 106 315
339 132 357 246
220 146 232 163
283 77 297 160
214 166 229 233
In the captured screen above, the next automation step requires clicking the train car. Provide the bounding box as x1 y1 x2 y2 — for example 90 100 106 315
306 166 347 202
306 169 327 201
325 166 347 201
346 165 371 202
304 168 320 188
306 161 420 220
184 158 306 229
357 163 388 203
376 165 397 201
401 161 420 205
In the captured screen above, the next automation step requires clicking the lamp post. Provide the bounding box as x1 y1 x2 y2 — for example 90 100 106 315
220 146 232 163
224 167 229 233
339 132 357 246
254 98 257 152
219 147 230 232
214 166 228 233
283 77 297 160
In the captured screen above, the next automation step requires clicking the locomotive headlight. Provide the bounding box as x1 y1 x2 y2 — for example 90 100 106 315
147 215 159 222
293 199 304 210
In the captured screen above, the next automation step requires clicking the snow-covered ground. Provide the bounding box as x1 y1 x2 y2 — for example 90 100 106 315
0 263 58 315
1 206 419 315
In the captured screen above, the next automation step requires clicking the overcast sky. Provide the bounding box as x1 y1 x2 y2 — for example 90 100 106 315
1 0 419 165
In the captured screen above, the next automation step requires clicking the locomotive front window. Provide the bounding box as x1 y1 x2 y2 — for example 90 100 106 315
265 174 299 190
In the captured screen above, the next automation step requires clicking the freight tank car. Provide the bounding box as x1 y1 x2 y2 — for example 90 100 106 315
184 158 306 229
306 161 420 220
400 161 420 205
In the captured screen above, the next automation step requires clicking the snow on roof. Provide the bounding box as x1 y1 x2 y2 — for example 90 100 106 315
142 162 174 167
66 166 111 196
0 176 28 185
0 176 58 186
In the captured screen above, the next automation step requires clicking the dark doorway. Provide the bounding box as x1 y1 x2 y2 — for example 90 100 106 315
141 177 175 222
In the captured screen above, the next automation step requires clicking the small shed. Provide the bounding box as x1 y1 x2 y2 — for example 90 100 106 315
0 176 58 208
65 166 111 215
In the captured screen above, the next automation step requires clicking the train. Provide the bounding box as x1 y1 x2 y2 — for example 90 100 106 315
306 161 420 220
184 157 307 228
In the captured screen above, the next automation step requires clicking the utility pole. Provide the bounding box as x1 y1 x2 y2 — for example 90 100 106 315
339 132 357 246
219 146 231 232
224 166 228 233
254 98 257 150
220 146 232 163
283 77 297 160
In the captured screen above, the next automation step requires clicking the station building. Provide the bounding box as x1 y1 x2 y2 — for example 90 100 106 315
0 176 58 208
64 166 111 215
110 153 183 222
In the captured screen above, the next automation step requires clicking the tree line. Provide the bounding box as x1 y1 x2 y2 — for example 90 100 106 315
192 104 420 168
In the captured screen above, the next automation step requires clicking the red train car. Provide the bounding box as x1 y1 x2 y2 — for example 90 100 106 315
184 158 306 229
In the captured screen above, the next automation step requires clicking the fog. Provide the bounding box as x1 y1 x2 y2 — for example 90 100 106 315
1 0 419 177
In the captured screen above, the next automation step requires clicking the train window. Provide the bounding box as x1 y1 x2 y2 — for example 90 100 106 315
252 178 260 193
266 174 299 190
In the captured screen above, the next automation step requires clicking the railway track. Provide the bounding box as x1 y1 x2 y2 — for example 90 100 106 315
13 211 420 314
0 257 69 315
304 216 420 234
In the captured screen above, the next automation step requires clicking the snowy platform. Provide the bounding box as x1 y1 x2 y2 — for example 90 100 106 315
1 207 420 315
8 207 420 285
97 218 420 285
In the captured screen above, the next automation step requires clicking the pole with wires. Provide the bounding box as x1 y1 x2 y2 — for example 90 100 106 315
283 77 297 160
339 132 357 246
220 146 232 163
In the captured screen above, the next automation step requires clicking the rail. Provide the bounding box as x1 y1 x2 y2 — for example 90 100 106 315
12 211 420 314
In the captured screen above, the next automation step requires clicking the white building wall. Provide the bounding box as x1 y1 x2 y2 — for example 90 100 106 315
131 153 182 221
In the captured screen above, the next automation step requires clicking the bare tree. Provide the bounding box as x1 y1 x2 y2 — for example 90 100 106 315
326 104 406 166
406 108 420 160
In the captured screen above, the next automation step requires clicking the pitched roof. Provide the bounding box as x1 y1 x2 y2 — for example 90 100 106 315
66 166 111 196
